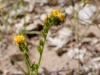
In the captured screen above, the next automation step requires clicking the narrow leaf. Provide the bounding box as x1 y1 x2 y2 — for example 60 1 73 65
37 46 42 54
39 40 44 46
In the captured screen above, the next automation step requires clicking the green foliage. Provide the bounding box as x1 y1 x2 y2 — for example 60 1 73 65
14 9 65 75
52 16 61 26
39 40 44 46
37 45 42 54
19 42 28 52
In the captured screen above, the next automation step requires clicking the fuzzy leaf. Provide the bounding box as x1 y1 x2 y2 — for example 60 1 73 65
43 28 48 33
24 53 29 59
34 64 38 69
41 31 47 39
39 40 44 46
45 21 50 27
31 64 35 71
37 46 42 54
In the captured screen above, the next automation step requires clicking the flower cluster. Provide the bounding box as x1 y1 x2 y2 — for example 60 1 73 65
14 35 25 46
44 9 65 22
14 10 65 75
43 9 65 26
51 10 65 21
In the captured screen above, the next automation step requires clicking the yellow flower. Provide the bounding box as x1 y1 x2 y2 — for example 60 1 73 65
58 13 65 21
51 10 58 16
43 9 65 22
14 35 25 46
51 10 65 21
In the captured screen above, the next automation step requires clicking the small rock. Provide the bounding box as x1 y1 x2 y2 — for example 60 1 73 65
21 14 31 24
93 57 100 62
33 15 40 19
3 70 9 75
0 25 11 32
90 38 99 46
82 66 90 72
9 6 25 17
47 27 72 52
65 5 73 15
91 61 99 70
15 21 24 33
81 37 93 44
3 70 23 75
67 48 86 61
26 23 37 31
26 20 42 31
78 4 97 25
8 18 13 25
40 14 46 21
25 0 36 12
67 49 75 59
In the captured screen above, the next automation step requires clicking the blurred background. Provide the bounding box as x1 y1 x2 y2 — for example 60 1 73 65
0 0 100 75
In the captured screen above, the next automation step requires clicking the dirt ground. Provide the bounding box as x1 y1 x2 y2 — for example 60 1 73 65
0 0 100 75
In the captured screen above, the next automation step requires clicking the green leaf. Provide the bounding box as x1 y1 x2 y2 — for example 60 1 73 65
39 40 44 46
31 64 35 71
34 64 38 69
45 21 50 27
43 28 48 33
19 43 28 52
37 46 42 54
53 16 61 26
41 31 47 39
24 53 29 59
31 63 38 72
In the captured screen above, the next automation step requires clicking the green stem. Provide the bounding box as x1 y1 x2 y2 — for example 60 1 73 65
24 54 33 75
36 39 46 75
24 56 30 74
36 21 50 75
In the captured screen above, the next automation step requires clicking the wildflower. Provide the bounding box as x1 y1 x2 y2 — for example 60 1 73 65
44 10 65 22
51 10 65 21
58 13 65 21
51 10 58 16
14 35 25 46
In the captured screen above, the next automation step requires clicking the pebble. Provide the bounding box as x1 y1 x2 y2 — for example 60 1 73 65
65 5 73 15
90 38 99 46
67 48 86 61
78 4 97 25
26 23 37 31
47 27 72 53
40 14 46 21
